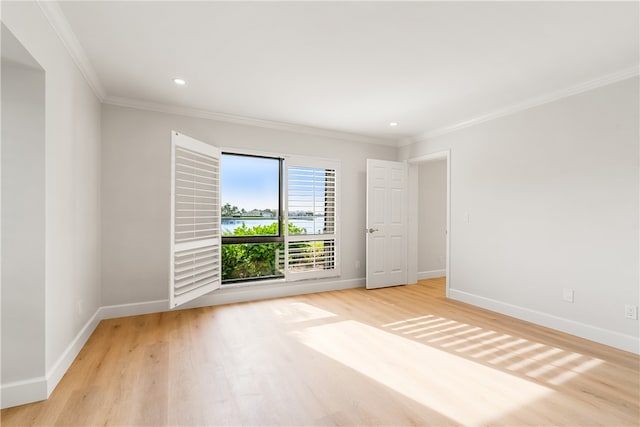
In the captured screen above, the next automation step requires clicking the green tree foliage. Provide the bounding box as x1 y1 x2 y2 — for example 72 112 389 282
221 203 240 217
221 222 306 281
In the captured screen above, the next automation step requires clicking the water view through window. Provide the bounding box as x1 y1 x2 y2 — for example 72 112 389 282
221 154 280 235
221 153 337 283
221 155 330 235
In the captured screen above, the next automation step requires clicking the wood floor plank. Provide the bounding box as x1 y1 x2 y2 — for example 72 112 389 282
2 278 638 426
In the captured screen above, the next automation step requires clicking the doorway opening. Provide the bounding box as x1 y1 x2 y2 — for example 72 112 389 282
408 151 450 296
1 22 47 407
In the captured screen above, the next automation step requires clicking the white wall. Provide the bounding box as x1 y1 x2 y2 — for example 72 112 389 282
1 44 46 393
101 104 397 308
417 160 447 278
1 3 636 413
400 77 639 353
1 2 102 407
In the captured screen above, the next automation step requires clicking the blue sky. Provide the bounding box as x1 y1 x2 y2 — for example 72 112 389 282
221 154 279 210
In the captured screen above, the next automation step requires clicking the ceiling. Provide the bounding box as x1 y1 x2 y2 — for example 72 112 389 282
56 1 639 145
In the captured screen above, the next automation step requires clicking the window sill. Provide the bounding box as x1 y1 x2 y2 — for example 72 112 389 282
220 272 341 291
220 277 287 290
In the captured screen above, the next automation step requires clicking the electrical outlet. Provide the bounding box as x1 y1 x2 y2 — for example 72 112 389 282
562 288 574 303
355 260 361 270
624 305 638 320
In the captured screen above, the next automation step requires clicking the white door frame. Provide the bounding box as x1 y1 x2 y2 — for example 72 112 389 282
407 150 451 297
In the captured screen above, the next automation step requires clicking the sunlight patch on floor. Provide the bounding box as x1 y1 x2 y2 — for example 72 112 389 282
526 352 582 379
489 342 546 364
415 323 469 339
382 315 434 328
382 315 604 388
454 333 507 352
472 337 526 358
292 320 552 426
507 347 563 371
427 326 482 344
273 302 337 323
547 357 604 385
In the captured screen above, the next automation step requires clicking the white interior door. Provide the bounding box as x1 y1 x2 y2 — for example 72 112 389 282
366 159 408 289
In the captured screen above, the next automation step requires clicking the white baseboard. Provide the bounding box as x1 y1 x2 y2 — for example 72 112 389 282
449 289 640 355
0 376 47 409
418 269 446 280
1 308 102 409
99 277 365 316
45 309 102 396
98 299 168 319
188 277 364 309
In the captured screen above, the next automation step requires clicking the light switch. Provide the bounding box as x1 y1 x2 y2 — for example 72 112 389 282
562 288 574 303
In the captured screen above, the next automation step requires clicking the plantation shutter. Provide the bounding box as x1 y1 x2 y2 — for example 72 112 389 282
285 157 340 280
170 131 221 308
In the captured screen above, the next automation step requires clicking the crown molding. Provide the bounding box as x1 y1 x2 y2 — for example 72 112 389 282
37 0 106 101
103 95 397 146
400 65 640 147
31 0 639 149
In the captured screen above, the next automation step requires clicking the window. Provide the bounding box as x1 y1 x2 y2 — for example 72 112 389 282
171 132 340 308
285 158 339 280
220 153 340 284
221 153 283 283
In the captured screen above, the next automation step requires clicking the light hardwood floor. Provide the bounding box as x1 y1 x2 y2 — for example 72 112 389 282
2 278 639 426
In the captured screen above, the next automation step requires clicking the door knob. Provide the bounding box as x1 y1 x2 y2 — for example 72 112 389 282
367 228 379 234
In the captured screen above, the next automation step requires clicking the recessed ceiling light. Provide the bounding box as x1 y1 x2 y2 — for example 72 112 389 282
173 78 187 86
389 122 398 127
